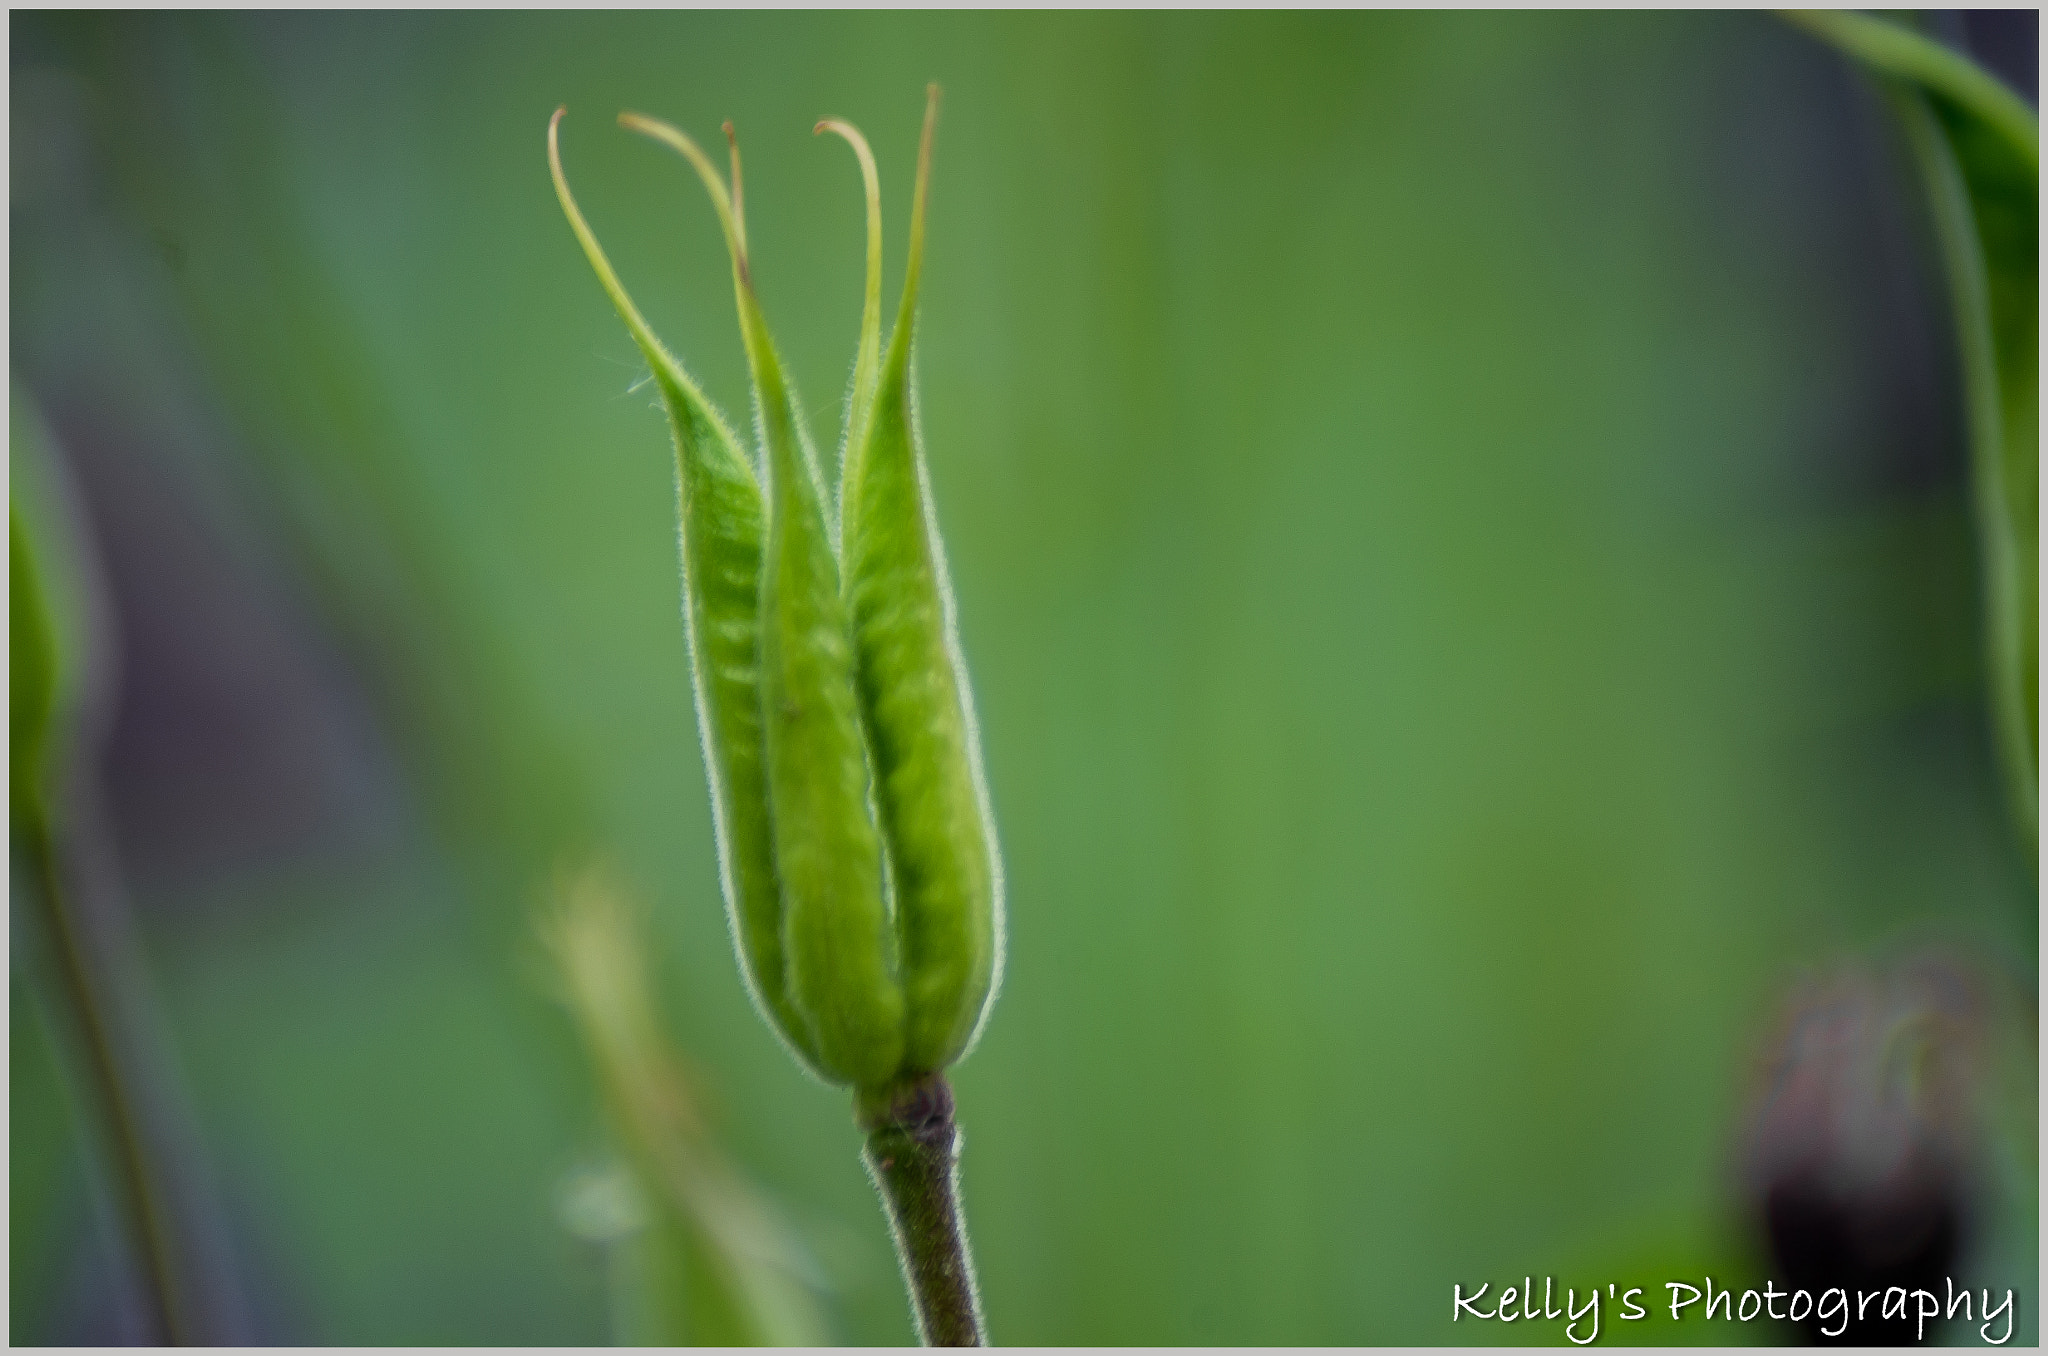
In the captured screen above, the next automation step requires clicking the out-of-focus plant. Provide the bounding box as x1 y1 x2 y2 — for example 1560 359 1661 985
1783 10 2039 864
547 86 1000 1345
1740 955 1993 1342
545 865 829 1346
10 386 249 1344
12 397 92 861
1746 21 2038 1336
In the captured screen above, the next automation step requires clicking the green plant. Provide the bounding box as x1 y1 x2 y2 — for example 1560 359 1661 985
548 87 1000 1345
10 390 246 1344
546 865 829 1346
1783 11 2039 864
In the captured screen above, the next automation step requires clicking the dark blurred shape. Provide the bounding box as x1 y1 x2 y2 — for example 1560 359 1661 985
1740 955 1993 1343
1961 10 2038 108
52 399 408 896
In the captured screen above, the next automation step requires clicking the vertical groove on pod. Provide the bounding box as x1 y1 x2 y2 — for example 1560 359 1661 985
625 113 906 1087
842 88 1004 1074
550 111 825 1076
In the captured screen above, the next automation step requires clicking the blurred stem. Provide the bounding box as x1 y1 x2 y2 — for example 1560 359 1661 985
1888 87 2039 862
18 801 184 1344
858 1075 985 1346
1779 10 2039 165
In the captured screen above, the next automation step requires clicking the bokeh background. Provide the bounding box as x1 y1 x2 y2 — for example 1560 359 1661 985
10 10 2038 1346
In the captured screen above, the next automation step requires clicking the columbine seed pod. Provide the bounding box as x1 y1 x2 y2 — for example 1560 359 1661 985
549 111 827 1079
554 95 1001 1104
830 89 1003 1073
624 113 906 1088
557 94 1000 1347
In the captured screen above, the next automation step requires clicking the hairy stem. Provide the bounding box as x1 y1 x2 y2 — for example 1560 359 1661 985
858 1074 985 1346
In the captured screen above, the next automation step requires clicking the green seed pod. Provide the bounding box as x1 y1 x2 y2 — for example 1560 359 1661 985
625 114 905 1088
549 111 826 1078
833 89 1003 1072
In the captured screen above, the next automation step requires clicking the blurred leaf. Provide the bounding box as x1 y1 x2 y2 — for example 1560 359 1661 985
1785 10 2039 856
12 511 61 828
545 866 830 1345
10 388 112 1340
8 384 102 831
8 381 258 1343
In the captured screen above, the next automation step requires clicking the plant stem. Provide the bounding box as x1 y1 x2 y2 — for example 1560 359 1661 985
858 1074 985 1346
21 810 183 1343
1886 85 2040 864
20 782 250 1344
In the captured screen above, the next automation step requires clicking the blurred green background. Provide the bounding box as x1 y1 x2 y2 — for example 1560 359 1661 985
10 10 2037 1345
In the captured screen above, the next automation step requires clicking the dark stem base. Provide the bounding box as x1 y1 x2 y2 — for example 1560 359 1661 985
859 1074 985 1346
